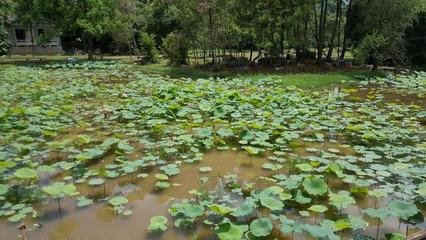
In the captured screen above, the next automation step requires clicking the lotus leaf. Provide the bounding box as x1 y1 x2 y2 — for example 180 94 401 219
148 215 168 233
216 222 248 240
250 218 273 237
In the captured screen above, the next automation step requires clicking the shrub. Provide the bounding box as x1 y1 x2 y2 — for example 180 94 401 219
162 32 188 65
138 32 158 63
354 33 390 70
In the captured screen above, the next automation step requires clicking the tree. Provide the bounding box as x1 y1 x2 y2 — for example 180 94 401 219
162 31 189 65
63 0 119 60
0 24 9 56
139 32 157 63
110 0 142 57
354 32 390 70
315 0 329 64
341 0 424 65
406 12 426 66
143 1 180 47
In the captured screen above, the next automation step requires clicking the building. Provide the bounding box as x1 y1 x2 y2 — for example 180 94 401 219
6 17 63 55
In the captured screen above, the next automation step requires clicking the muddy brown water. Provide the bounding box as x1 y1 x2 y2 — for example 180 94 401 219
1 149 425 240
0 150 269 240
1 87 425 240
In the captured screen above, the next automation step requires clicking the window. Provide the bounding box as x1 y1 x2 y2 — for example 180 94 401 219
37 29 45 36
15 29 26 41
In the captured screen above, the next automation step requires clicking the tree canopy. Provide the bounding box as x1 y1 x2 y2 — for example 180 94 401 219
2 0 425 66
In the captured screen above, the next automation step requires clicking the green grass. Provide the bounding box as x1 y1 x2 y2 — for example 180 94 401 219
1 55 384 89
137 63 383 88
137 63 225 79
236 71 382 88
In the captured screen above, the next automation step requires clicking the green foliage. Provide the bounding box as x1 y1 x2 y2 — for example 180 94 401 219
0 24 8 56
139 32 158 64
354 33 390 69
162 31 188 65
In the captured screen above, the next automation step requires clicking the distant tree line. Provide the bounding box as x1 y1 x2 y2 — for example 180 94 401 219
1 0 425 67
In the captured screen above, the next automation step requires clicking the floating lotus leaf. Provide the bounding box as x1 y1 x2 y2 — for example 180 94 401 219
155 174 169 181
262 163 283 171
160 164 180 176
329 191 355 209
296 163 313 172
232 200 255 217
416 182 426 196
259 195 284 211
14 168 38 179
364 208 389 220
0 184 9 196
299 210 310 217
75 148 105 161
388 200 418 220
217 128 234 137
242 146 263 155
108 196 128 206
148 215 168 233
250 218 273 237
199 166 212 173
333 218 351 231
303 177 328 196
279 192 292 201
88 178 105 186
305 224 329 238
77 196 94 207
368 189 388 198
308 205 328 213
294 190 312 204
208 204 234 216
155 181 170 190
42 182 76 198
8 213 25 223
169 202 204 219
215 222 248 240
347 215 368 230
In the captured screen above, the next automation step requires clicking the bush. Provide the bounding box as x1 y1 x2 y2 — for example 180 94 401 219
138 32 158 64
354 33 390 70
162 32 188 65
0 24 9 56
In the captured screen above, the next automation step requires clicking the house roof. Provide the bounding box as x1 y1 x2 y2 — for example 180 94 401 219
6 16 56 25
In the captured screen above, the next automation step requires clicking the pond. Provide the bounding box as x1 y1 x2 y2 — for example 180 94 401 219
0 62 425 240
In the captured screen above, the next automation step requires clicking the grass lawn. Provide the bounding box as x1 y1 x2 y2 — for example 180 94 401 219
1 55 384 89
136 62 383 88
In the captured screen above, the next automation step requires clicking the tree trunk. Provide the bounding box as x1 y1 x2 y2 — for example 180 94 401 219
336 0 343 58
208 8 215 64
249 36 254 62
253 49 263 63
317 0 328 64
340 0 353 60
326 0 342 62
87 34 94 60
